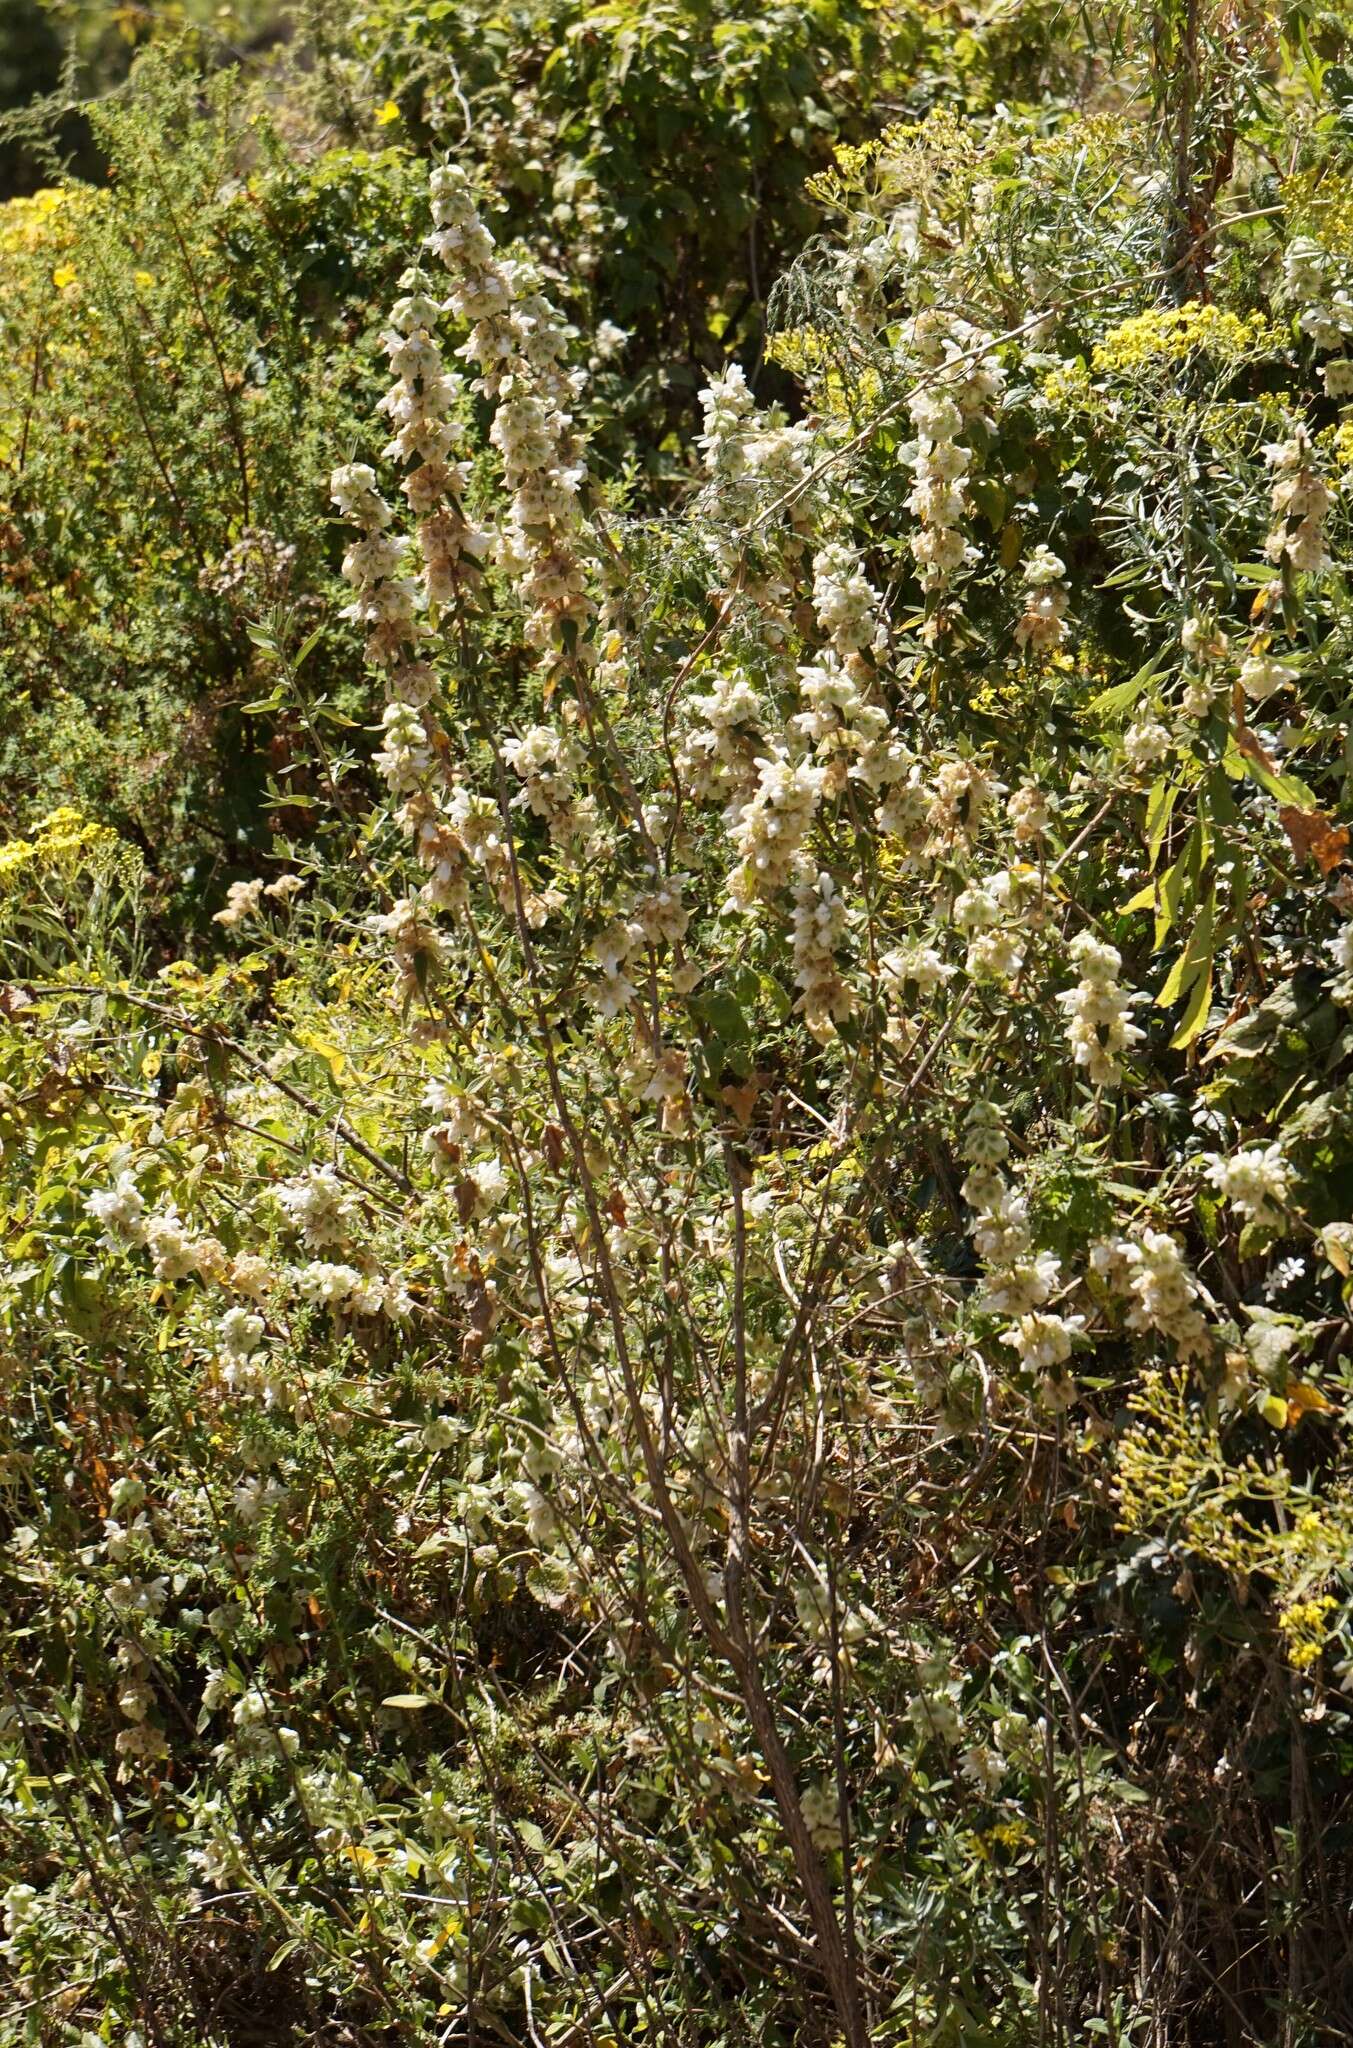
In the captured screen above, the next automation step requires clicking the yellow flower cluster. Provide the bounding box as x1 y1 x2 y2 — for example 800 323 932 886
1280 168 1353 259
0 808 130 894
1277 1593 1338 1671
1332 414 1353 473
1091 301 1277 374
807 107 974 211
0 187 73 259
765 325 881 416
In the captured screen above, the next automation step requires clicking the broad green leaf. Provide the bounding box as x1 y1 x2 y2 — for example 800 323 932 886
1169 963 1213 1048
1145 777 1179 871
1086 646 1167 722
1156 888 1214 1007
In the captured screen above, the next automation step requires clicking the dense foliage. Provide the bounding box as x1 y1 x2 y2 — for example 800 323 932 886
4 3 1353 2045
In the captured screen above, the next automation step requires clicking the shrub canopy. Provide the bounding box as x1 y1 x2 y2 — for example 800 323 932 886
3 5 1353 2045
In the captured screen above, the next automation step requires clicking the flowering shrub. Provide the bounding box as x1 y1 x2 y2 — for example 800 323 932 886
5 5 1353 2046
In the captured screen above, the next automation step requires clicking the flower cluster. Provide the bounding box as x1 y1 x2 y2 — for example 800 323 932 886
792 650 890 795
925 755 1001 854
1327 918 1353 1002
1204 1143 1291 1230
811 540 885 665
726 751 825 909
1014 543 1070 652
954 866 1040 985
677 665 765 811
697 364 816 536
1092 1227 1211 1362
428 163 595 657
378 287 489 603
588 873 691 1020
1058 933 1144 1088
276 1165 362 1250
503 721 595 849
790 863 855 1041
959 1107 1083 1410
1282 236 1353 392
1263 428 1330 577
905 322 993 597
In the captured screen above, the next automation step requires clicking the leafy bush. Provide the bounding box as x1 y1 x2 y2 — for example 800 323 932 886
0 52 424 923
4 4 1353 2047
0 3 1013 911
356 0 1081 471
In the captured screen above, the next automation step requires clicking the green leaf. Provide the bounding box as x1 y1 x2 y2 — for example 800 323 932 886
1145 776 1179 871
1169 963 1213 1048
1154 851 1189 951
968 477 1006 531
290 624 325 671
1222 737 1318 809
1157 887 1214 1008
692 988 750 1043
1086 646 1167 723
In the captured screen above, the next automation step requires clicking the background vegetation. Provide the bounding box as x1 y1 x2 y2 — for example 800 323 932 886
4 2 1353 2045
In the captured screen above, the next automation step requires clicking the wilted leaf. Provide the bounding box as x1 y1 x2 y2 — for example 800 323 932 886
1278 806 1350 875
721 1078 760 1126
1285 1383 1334 1425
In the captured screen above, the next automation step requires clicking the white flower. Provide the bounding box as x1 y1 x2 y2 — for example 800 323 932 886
229 1252 273 1301
1182 674 1217 718
1014 545 1070 652
145 1208 198 1282
927 757 1001 847
908 1687 963 1748
1057 932 1144 1087
880 944 953 997
791 865 855 1041
1238 653 1298 705
277 1165 361 1250
1093 1228 1210 1361
959 1743 1008 1793
1009 783 1051 842
214 878 265 928
511 1480 558 1547
1264 1255 1306 1299
800 1779 841 1853
1181 615 1228 662
1022 543 1066 588
1245 1313 1301 1380
1124 718 1171 772
593 320 629 359
465 1157 509 1215
3 1883 40 1939
1263 429 1330 575
1000 1309 1085 1372
966 927 1025 982
1325 921 1353 1000
960 1106 1009 1167
1204 1143 1290 1228
86 1171 147 1249
1283 236 1329 302
726 751 824 907
979 1250 1061 1318
812 541 883 659
294 1261 365 1307
218 1306 265 1360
